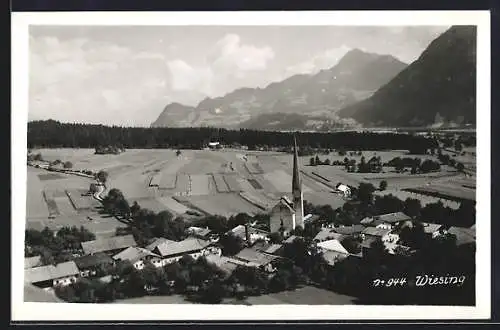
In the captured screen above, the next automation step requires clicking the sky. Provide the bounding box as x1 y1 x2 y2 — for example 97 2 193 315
29 25 449 126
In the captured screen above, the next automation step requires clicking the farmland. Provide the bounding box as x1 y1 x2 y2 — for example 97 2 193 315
26 147 475 238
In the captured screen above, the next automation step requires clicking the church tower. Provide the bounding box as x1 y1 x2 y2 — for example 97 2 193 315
292 134 304 229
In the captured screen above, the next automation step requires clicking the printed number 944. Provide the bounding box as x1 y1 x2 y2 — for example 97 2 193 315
372 278 407 287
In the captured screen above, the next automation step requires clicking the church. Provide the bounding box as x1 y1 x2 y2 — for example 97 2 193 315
269 135 304 236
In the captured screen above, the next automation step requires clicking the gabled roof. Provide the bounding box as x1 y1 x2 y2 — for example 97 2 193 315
25 261 79 284
368 212 411 224
322 250 349 266
283 235 298 244
317 239 350 255
145 237 176 251
81 235 137 255
234 248 278 267
74 252 114 269
314 229 345 242
188 226 212 237
331 225 365 235
113 246 161 263
24 256 42 269
421 222 443 234
263 244 283 255
155 237 211 257
205 254 239 274
362 227 391 237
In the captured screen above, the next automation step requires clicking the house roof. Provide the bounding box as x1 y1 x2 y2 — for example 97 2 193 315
322 250 349 266
24 284 64 303
362 227 392 237
188 226 212 237
283 235 298 244
205 254 239 274
113 246 161 263
263 244 283 255
422 222 443 234
25 261 79 284
368 212 411 224
145 237 176 251
74 252 114 269
24 256 42 269
331 225 365 235
156 237 211 257
337 184 350 193
230 225 268 241
81 235 137 255
234 248 278 267
447 226 476 245
314 229 345 242
317 239 350 255
304 214 320 223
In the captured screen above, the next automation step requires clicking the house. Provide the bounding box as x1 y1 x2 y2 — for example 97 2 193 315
313 228 345 243
283 235 299 244
269 196 297 236
261 243 284 256
360 212 411 229
232 248 279 273
208 141 220 149
303 214 320 223
25 261 79 288
361 227 397 243
81 235 137 255
152 237 222 266
317 239 350 255
230 224 269 245
205 254 239 279
335 183 352 198
145 237 177 251
322 250 350 266
113 246 163 270
74 252 115 277
331 224 365 236
24 256 42 269
421 222 444 237
187 226 213 240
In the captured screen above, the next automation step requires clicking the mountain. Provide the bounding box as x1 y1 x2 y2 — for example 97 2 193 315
338 26 477 127
151 49 407 129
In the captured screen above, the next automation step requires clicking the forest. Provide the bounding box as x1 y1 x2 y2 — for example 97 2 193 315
27 120 437 153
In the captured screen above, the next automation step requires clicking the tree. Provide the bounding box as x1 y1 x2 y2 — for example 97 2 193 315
176 150 182 157
456 162 465 172
219 233 244 256
379 180 388 191
357 183 376 205
309 157 315 166
315 155 320 166
454 140 463 152
63 161 73 169
403 198 422 219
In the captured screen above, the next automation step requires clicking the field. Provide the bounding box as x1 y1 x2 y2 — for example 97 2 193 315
27 147 475 238
245 285 356 305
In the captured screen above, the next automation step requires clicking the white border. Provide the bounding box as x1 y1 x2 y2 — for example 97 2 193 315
11 11 491 321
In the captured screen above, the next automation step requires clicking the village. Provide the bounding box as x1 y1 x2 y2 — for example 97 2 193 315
24 133 476 305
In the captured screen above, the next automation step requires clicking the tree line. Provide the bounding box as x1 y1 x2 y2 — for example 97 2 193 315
28 120 436 153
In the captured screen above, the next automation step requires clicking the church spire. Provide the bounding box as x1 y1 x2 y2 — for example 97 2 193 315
292 134 301 192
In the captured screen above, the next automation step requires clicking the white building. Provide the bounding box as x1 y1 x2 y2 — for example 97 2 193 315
336 183 351 198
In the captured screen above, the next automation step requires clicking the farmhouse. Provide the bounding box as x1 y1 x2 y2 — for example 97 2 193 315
335 183 352 198
360 212 411 229
232 248 279 273
152 237 222 266
330 224 365 236
113 246 163 270
25 261 79 288
145 237 176 251
74 252 115 277
361 227 397 243
204 254 239 279
230 224 270 245
313 229 346 243
269 136 304 236
187 226 213 240
24 256 42 269
81 234 137 255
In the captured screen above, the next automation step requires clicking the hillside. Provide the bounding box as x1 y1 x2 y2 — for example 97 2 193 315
338 26 477 127
151 49 407 129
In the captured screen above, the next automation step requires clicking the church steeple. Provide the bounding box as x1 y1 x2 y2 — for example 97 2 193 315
292 134 304 228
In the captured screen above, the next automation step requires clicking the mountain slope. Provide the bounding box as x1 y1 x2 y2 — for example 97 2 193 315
338 26 477 127
151 49 407 129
